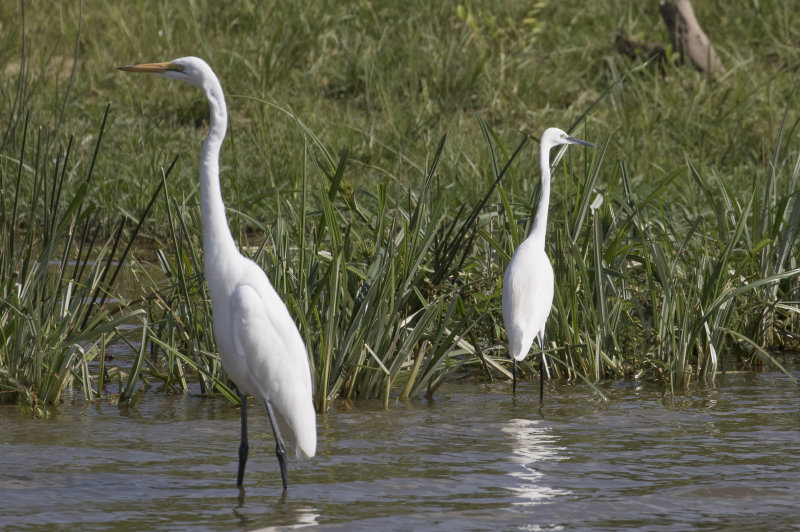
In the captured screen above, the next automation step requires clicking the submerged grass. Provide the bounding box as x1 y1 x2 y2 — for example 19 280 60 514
1 1 799 407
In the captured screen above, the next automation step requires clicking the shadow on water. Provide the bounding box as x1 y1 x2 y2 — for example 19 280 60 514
1 360 799 530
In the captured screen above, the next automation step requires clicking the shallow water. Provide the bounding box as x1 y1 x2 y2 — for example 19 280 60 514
2 366 799 531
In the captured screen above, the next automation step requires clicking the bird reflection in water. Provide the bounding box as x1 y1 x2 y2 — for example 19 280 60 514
235 488 319 529
502 418 568 504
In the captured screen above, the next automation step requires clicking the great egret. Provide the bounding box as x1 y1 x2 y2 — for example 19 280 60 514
119 57 316 490
502 127 594 400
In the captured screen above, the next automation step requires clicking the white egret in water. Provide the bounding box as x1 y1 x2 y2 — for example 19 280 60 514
502 127 594 400
119 57 316 490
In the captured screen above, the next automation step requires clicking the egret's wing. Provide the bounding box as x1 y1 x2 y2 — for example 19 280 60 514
502 246 554 361
230 279 316 458
231 283 284 399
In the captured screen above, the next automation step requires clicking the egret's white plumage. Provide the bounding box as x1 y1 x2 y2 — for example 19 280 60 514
119 57 316 489
502 127 593 398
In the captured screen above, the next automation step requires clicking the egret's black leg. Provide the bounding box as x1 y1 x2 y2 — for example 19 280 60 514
237 393 249 487
539 352 545 403
512 359 517 395
539 337 545 403
265 400 289 491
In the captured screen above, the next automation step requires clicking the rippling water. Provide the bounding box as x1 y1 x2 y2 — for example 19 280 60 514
2 365 799 530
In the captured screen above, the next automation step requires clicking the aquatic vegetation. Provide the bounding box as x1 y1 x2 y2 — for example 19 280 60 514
0 105 159 407
1 1 798 407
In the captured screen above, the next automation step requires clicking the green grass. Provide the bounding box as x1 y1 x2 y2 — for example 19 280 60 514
0 106 157 409
1 1 799 406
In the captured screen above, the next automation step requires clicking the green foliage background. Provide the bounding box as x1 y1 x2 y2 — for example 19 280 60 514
1 1 798 407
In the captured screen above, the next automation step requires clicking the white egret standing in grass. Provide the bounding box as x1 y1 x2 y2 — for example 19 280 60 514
502 127 594 400
119 57 316 490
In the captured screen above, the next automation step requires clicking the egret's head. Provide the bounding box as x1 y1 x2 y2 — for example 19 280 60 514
541 127 594 149
118 56 212 90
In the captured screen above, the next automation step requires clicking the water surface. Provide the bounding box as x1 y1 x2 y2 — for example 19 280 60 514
2 366 799 530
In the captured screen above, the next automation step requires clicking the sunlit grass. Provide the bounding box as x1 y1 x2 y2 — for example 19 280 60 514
0 104 155 409
1 1 798 407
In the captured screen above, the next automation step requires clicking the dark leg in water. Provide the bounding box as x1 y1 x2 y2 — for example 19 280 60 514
512 359 517 395
265 400 289 491
539 352 545 403
539 336 545 403
237 393 249 487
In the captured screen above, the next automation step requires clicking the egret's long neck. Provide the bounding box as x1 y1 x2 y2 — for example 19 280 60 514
199 78 238 274
529 144 552 248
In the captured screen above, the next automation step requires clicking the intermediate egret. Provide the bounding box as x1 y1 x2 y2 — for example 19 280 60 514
502 127 594 400
119 57 316 490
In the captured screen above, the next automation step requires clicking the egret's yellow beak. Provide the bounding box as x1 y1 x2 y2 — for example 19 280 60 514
118 61 180 74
